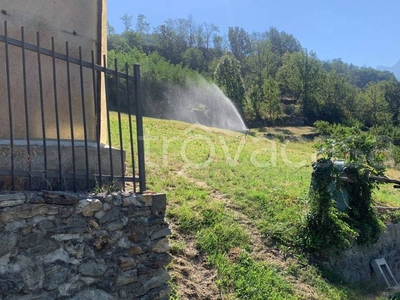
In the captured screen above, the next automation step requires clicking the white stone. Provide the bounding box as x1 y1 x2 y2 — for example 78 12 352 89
0 233 17 256
143 268 171 291
5 219 26 231
138 194 153 207
72 289 115 300
0 204 58 223
28 216 48 226
151 238 171 253
80 276 98 285
116 274 137 286
52 234 82 241
102 202 111 212
88 219 100 230
20 256 45 292
76 199 103 217
106 220 125 231
117 238 134 249
58 283 73 297
43 248 70 263
122 196 141 207
64 241 85 259
0 253 10 267
79 261 107 277
0 193 26 207
151 228 172 240
44 248 79 265
104 194 113 203
94 209 106 220
107 216 128 231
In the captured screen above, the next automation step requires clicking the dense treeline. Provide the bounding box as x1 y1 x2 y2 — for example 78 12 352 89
108 14 400 128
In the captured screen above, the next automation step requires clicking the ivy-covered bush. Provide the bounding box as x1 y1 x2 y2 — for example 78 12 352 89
302 124 385 252
303 158 358 251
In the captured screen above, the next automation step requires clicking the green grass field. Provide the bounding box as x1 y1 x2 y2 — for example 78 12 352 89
110 112 399 299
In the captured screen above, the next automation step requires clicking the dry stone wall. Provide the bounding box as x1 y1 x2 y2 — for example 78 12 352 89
0 191 171 299
324 223 400 287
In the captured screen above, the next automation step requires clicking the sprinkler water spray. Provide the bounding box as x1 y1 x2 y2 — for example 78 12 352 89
160 77 247 132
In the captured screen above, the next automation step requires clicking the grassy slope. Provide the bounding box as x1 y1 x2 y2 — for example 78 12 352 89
111 113 396 300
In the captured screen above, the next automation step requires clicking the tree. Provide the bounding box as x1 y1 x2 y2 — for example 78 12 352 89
247 33 279 86
108 34 130 53
247 84 264 121
322 58 349 76
186 14 196 48
194 25 205 49
382 79 400 125
319 71 357 123
262 78 281 124
296 51 324 123
322 59 396 89
135 14 150 35
349 66 396 89
276 50 324 124
108 48 199 118
122 31 142 49
107 22 116 35
266 27 301 57
214 55 246 114
276 52 302 101
203 23 219 51
107 13 397 126
120 14 133 32
228 27 251 70
181 48 205 72
361 82 390 126
244 33 279 121
212 35 224 57
249 33 270 73
154 19 190 64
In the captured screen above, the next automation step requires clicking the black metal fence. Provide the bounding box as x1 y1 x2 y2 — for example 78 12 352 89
0 21 146 193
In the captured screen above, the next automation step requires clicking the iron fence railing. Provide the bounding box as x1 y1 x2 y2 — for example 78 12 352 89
0 21 146 193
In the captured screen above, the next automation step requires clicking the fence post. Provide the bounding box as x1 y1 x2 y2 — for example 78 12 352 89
4 21 15 190
134 64 146 193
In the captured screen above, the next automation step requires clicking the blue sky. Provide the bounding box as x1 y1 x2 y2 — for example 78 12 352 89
107 0 400 68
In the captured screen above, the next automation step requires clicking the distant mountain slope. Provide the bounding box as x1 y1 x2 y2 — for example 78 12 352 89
378 60 400 80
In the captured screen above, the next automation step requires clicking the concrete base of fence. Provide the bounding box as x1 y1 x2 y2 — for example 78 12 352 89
0 191 171 300
0 141 125 190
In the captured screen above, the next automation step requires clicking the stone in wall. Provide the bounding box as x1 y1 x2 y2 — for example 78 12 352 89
324 223 400 288
0 191 171 299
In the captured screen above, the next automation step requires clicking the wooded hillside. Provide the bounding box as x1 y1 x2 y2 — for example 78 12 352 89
108 14 400 128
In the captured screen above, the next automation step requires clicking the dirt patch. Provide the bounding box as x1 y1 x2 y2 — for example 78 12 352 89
168 223 221 300
168 170 322 300
261 126 317 136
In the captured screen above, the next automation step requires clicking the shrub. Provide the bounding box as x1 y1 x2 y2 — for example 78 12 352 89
302 158 358 251
313 120 332 136
302 127 385 252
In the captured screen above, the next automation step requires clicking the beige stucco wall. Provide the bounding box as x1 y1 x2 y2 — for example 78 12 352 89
0 0 107 142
